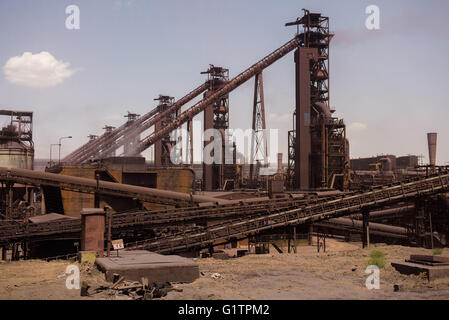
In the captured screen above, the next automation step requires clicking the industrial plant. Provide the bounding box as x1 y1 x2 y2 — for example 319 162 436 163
1 6 449 302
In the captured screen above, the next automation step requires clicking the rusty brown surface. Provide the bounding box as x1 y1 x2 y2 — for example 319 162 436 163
81 208 105 257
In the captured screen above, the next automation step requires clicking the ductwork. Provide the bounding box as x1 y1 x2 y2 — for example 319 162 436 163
313 101 332 118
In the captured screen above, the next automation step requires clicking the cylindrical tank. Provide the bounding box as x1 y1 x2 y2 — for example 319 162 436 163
0 141 34 169
427 132 437 166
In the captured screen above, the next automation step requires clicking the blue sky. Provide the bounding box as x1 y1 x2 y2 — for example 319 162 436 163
1 0 448 165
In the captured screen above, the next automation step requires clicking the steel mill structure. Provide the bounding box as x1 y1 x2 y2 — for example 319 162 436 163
0 110 34 170
153 95 179 167
0 110 36 219
61 13 314 191
286 10 348 191
2 169 449 257
0 10 448 261
63 10 348 193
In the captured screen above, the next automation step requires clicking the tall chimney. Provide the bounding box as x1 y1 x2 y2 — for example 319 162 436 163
427 132 437 167
277 153 283 175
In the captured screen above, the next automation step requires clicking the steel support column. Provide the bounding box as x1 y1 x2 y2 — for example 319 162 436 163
201 65 230 191
250 72 268 186
294 47 318 190
362 208 370 248
154 95 178 167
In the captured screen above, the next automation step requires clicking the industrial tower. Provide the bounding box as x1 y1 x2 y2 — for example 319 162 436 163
287 10 348 190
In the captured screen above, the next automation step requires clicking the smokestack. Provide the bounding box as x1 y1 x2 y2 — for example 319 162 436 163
277 153 283 175
427 132 437 167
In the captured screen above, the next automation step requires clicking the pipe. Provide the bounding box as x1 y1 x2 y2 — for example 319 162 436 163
313 102 332 118
350 205 414 220
316 217 408 237
379 157 392 172
0 167 230 205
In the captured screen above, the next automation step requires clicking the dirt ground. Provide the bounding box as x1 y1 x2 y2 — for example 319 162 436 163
0 258 112 300
164 240 449 300
1 239 449 300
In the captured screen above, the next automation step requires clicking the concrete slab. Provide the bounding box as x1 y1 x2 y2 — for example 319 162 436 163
95 250 199 283
391 261 449 281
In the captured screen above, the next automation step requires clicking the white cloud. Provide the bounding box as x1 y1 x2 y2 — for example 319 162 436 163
3 51 76 88
347 122 368 133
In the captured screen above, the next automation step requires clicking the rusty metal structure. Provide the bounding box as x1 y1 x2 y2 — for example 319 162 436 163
62 83 209 164
123 112 141 156
133 36 302 160
0 167 228 207
286 10 348 191
0 110 34 168
2 169 449 257
125 170 449 253
100 125 117 159
87 134 98 142
0 110 35 219
64 33 307 188
63 10 348 192
153 95 179 166
0 110 33 147
2 10 448 261
80 208 105 257
45 158 198 216
201 65 230 190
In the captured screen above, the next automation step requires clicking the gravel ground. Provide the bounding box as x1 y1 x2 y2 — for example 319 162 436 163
1 239 449 300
